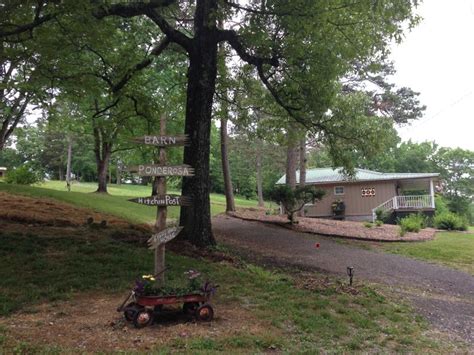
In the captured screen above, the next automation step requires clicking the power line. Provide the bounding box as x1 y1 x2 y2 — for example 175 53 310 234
410 90 473 128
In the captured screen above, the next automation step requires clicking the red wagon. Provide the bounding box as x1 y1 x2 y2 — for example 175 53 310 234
118 291 215 328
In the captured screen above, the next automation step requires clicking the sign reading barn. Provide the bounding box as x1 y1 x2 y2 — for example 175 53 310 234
131 135 190 147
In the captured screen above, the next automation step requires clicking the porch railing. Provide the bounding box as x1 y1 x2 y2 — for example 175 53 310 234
372 195 434 222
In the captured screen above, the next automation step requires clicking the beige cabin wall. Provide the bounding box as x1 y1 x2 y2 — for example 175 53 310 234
305 181 397 217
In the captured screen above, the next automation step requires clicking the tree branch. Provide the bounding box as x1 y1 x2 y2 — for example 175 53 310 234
93 0 176 19
218 29 278 67
0 12 54 38
145 9 192 51
112 37 170 93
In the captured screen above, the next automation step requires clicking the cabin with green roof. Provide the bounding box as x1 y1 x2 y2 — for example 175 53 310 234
276 168 439 222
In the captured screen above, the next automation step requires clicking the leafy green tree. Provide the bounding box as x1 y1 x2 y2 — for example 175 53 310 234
271 185 325 224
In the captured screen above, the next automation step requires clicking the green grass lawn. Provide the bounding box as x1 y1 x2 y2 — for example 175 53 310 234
383 231 474 275
0 180 271 224
0 183 466 352
0 226 460 353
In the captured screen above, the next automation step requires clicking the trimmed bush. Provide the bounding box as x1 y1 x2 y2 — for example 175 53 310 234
4 166 42 185
375 220 383 227
434 212 468 231
363 222 373 228
398 213 426 236
375 208 390 223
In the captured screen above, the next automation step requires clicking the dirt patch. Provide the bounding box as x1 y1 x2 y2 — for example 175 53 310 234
230 210 436 242
0 293 274 352
0 192 148 230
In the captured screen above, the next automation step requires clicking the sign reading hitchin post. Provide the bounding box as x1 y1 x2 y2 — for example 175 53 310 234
129 120 192 285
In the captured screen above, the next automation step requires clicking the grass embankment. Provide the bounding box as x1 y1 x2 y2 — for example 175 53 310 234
0 185 464 352
0 180 271 224
0 226 455 352
383 231 474 275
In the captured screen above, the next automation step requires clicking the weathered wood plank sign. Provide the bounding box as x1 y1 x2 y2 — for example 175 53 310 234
148 226 183 250
131 135 190 147
126 164 194 177
128 195 192 207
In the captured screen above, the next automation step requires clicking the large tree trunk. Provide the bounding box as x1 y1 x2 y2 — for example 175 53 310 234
286 139 298 189
96 154 110 193
66 137 72 192
298 138 307 216
116 161 121 186
93 123 112 194
220 116 235 212
256 145 265 208
179 0 218 247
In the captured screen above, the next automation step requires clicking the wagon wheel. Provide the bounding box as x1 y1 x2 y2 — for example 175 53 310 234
195 304 214 322
133 309 154 328
123 302 143 322
183 302 200 315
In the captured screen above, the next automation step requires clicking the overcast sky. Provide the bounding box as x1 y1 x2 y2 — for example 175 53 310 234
390 0 474 150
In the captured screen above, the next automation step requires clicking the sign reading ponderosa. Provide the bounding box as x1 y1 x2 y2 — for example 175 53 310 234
126 164 195 177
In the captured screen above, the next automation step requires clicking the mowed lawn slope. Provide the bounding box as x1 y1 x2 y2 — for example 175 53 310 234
384 231 474 275
0 180 271 224
0 189 464 352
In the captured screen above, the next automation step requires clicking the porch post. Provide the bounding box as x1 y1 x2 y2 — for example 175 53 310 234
429 179 435 208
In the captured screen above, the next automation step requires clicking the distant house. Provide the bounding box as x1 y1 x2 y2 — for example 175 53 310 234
276 168 439 222
0 167 6 178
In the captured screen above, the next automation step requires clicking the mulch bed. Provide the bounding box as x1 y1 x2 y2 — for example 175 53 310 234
229 209 436 242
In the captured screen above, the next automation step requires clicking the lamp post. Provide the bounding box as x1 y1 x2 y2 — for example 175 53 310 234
347 266 354 286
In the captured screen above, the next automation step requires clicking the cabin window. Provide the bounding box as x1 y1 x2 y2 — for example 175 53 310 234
334 186 345 195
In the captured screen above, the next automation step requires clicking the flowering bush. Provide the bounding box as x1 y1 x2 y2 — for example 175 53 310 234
133 270 216 297
331 200 345 213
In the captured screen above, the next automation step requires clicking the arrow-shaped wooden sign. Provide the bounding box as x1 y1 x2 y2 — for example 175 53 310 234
128 195 192 207
130 135 190 147
125 164 195 177
148 226 183 249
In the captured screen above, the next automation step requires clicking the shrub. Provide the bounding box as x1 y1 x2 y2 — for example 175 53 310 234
271 185 325 224
4 166 42 185
375 208 390 223
375 220 383 227
434 212 468 231
363 222 373 228
398 213 426 235
435 195 449 215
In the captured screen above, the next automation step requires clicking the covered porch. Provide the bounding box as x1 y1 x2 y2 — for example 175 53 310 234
372 177 437 222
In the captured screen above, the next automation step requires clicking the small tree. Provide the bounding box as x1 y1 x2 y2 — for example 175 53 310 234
271 185 325 224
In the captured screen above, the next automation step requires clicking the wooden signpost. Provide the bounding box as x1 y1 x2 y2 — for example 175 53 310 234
129 116 192 285
125 164 195 177
130 135 190 147
128 195 192 207
148 226 183 249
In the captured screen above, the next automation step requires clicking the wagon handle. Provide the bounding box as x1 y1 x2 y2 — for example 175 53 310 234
117 290 134 312
153 266 169 280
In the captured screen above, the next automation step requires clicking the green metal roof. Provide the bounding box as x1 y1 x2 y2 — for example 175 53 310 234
276 168 439 185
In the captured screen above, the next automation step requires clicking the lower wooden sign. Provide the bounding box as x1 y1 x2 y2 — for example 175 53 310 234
128 195 192 207
148 226 183 249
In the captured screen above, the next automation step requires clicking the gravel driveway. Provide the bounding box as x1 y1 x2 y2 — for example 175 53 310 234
213 215 474 344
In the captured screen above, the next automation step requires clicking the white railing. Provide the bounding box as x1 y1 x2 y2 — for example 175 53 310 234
372 195 433 222
396 195 433 209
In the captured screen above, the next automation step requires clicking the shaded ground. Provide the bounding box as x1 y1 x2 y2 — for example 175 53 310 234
213 215 474 344
0 293 273 353
230 209 435 241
